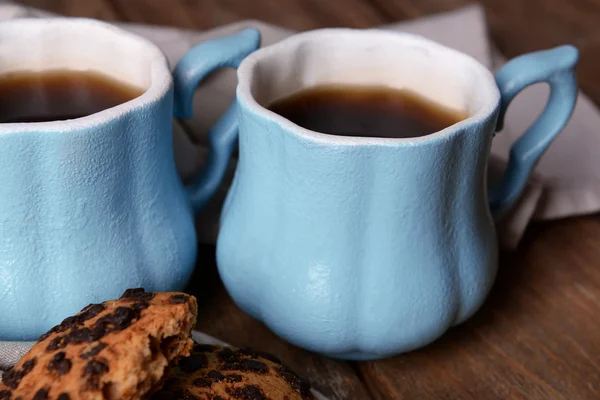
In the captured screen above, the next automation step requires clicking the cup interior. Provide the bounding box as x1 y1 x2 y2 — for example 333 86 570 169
0 18 170 125
0 18 159 88
240 29 499 128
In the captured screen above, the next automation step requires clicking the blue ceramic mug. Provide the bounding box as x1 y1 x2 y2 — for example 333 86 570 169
0 18 260 340
191 29 578 360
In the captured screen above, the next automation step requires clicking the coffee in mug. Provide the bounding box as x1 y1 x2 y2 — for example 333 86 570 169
0 70 143 123
268 84 467 138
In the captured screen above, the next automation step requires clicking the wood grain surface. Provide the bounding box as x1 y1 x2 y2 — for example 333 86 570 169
14 0 600 399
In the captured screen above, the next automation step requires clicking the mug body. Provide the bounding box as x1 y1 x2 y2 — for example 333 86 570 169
0 18 197 340
218 29 502 359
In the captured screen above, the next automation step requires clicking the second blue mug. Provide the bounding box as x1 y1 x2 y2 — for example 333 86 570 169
185 29 579 360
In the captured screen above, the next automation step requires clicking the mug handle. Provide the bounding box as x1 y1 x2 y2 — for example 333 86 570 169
172 28 261 213
488 45 579 221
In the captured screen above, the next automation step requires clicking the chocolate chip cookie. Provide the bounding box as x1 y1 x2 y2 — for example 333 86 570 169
0 289 197 400
153 344 316 400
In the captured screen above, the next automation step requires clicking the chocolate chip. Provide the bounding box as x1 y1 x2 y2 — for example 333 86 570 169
3 359 38 390
277 365 312 397
91 323 108 340
120 288 144 298
81 343 106 359
110 306 139 328
132 302 150 313
46 327 100 351
218 347 239 363
32 388 48 400
137 292 155 301
58 316 80 331
2 369 23 390
67 327 100 344
226 374 243 383
241 359 268 373
83 360 109 390
120 288 155 301
214 397 226 400
168 294 189 304
179 354 207 373
238 347 282 365
83 359 109 377
206 370 225 382
223 359 269 374
0 389 11 400
38 326 59 342
57 394 70 400
192 344 215 353
192 377 212 388
46 336 66 352
77 304 105 322
94 307 138 334
21 358 36 375
181 392 200 400
226 385 265 400
48 352 72 375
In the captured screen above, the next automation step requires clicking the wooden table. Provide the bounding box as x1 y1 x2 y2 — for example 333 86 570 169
17 0 600 398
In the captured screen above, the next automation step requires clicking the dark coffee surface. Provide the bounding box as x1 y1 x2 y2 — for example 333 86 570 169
0 70 144 123
267 85 467 139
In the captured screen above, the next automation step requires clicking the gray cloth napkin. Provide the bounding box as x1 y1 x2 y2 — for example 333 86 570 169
1 1 599 376
0 341 30 372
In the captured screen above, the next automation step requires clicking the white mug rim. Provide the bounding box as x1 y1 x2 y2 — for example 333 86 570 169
0 18 171 135
237 28 501 145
